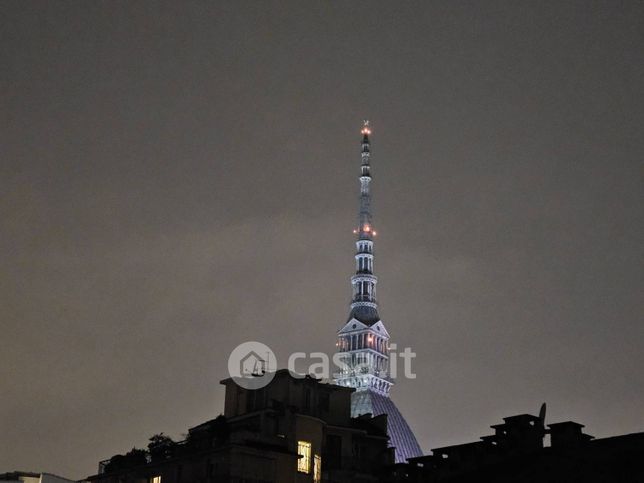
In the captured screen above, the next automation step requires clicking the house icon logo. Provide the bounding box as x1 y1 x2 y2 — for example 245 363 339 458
228 341 276 389
239 350 265 376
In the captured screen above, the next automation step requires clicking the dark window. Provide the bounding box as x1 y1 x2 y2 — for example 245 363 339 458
246 387 266 412
325 435 342 469
318 392 330 412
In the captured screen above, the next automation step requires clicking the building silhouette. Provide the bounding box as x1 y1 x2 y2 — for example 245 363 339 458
333 122 423 463
395 405 644 483
83 378 644 483
85 370 394 483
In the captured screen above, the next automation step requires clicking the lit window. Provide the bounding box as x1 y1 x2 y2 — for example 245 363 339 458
313 454 322 483
151 477 161 483
297 441 312 473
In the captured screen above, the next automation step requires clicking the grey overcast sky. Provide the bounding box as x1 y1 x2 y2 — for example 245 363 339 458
1 1 643 478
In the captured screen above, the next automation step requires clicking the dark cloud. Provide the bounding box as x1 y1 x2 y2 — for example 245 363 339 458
1 1 643 478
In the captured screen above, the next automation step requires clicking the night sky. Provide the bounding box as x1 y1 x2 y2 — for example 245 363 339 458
2 1 643 478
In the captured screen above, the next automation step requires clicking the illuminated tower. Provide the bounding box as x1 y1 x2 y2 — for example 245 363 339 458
334 122 423 463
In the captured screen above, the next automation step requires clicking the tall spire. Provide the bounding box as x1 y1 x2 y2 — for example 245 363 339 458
333 123 424 462
335 120 391 396
349 120 380 324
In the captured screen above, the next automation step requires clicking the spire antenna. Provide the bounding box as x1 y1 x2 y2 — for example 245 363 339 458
349 120 379 323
